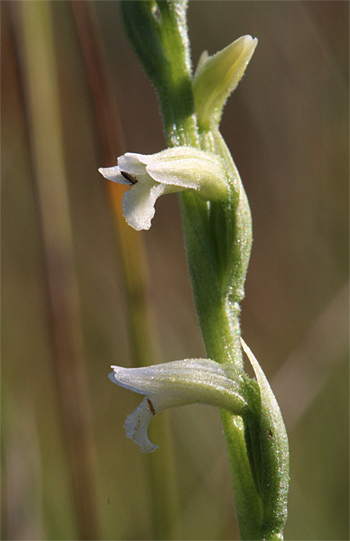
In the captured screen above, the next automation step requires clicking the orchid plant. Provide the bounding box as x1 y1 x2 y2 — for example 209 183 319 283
100 2 289 540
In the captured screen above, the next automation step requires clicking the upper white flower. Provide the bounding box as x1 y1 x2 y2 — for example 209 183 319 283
99 146 228 231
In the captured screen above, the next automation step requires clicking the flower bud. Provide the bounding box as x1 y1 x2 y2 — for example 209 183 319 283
193 35 258 129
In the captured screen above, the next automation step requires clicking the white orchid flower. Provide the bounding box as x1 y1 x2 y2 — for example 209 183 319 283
99 146 228 231
109 358 248 452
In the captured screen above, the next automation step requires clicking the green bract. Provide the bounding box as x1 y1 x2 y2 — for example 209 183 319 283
241 339 290 539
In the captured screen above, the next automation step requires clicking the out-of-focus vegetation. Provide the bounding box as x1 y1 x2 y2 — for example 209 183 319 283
2 1 349 540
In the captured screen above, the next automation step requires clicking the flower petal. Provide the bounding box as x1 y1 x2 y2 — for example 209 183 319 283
98 166 132 185
143 147 228 199
109 359 247 413
121 179 166 231
118 153 151 177
124 395 192 452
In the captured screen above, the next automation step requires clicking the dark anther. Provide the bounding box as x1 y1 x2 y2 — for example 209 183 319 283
121 171 138 185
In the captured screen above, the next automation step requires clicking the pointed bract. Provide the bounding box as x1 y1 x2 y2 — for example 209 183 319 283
241 339 289 538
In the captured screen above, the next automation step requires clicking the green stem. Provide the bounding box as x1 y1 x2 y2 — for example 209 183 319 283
179 190 263 539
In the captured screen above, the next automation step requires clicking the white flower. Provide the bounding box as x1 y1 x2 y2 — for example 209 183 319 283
99 146 228 231
109 359 247 452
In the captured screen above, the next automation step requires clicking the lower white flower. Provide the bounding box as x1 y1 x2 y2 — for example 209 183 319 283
99 146 228 231
109 358 248 452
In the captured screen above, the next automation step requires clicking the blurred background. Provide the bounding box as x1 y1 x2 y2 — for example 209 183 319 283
2 1 349 540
